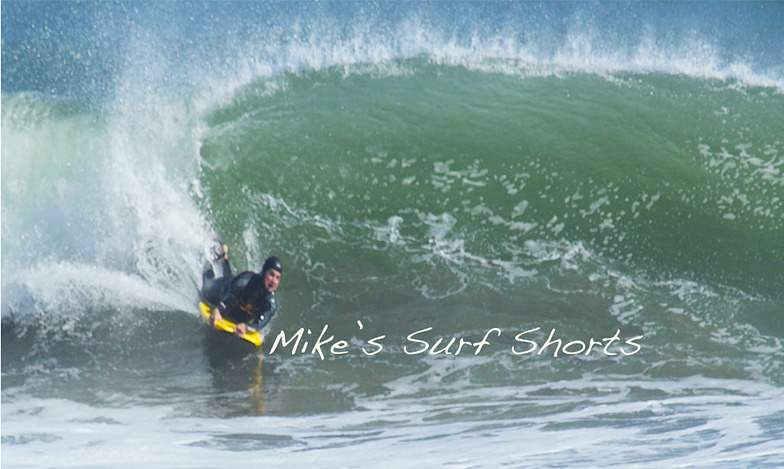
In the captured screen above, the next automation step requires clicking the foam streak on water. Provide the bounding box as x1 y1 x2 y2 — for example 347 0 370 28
4 376 784 468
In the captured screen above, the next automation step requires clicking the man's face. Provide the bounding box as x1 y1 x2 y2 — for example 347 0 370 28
264 268 281 293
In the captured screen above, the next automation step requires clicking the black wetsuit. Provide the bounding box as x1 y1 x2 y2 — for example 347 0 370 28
201 257 277 330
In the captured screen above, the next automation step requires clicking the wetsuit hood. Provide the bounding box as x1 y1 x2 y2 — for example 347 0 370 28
262 256 282 275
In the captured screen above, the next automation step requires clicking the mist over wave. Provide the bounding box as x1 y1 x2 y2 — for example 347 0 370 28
3 0 783 99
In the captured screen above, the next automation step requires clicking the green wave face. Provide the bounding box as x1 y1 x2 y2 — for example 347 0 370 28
199 64 784 298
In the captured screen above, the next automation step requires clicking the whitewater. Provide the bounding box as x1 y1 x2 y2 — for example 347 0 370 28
3 2 784 468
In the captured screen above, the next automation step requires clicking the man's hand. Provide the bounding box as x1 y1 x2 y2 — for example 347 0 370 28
211 307 246 339
210 308 222 329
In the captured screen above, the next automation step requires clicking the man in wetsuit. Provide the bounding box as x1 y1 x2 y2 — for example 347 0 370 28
202 245 282 339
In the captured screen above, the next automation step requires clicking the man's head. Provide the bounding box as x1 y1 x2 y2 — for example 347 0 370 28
261 256 282 293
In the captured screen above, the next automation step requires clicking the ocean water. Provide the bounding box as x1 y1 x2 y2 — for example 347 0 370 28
2 1 784 467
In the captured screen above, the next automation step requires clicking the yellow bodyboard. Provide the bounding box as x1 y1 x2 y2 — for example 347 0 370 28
199 301 262 347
